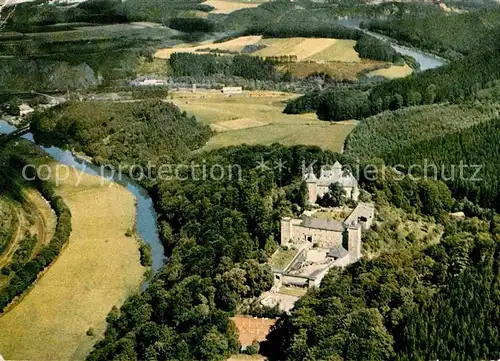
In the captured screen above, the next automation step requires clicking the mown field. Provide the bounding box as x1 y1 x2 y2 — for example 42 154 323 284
170 90 356 152
0 163 145 361
366 63 413 79
202 0 270 14
155 36 363 62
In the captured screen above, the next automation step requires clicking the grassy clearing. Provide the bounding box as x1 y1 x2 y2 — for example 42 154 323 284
270 247 299 270
203 0 270 14
278 287 307 297
170 91 356 152
314 209 352 222
363 206 444 259
0 163 144 361
203 122 355 152
367 64 413 79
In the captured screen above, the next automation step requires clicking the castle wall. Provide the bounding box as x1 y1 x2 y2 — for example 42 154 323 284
290 225 343 249
348 226 362 262
280 218 292 247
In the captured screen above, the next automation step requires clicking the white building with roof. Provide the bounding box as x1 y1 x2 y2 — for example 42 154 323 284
305 161 359 204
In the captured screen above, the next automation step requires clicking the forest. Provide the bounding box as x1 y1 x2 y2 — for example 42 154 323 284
84 143 499 360
346 104 500 210
30 100 213 170
364 7 500 59
169 53 281 81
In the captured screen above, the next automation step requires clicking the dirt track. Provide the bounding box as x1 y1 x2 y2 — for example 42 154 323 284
0 189 56 268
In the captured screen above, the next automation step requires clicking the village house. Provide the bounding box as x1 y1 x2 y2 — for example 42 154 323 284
221 86 243 95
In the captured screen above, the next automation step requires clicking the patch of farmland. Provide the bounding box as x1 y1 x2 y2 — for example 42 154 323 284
210 118 269 132
155 37 362 62
305 39 360 62
367 64 413 78
170 89 356 152
154 35 263 59
202 0 270 14
252 38 337 61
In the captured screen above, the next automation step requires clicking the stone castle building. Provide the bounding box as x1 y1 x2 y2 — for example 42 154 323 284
305 161 359 204
280 203 375 264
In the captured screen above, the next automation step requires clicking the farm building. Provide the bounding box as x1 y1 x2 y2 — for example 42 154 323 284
221 86 243 95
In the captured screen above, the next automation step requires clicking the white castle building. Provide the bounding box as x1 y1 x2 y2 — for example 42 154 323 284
305 161 359 204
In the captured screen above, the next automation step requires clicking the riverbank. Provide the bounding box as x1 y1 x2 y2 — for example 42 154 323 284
0 162 145 360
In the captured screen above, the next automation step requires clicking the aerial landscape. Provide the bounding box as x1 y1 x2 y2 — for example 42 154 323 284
1 0 500 360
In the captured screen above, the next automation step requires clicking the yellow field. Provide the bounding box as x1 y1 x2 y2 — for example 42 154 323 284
155 35 263 59
155 36 361 62
170 91 356 152
0 164 144 361
253 38 360 62
367 64 413 79
203 0 269 14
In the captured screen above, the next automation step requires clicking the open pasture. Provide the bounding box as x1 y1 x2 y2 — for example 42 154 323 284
0 164 144 361
170 90 356 152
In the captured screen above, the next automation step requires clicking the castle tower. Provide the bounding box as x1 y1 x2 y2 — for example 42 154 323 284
321 161 343 181
347 222 362 262
281 217 293 247
304 168 318 204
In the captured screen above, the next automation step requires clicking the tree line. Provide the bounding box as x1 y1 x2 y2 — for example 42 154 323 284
169 53 282 81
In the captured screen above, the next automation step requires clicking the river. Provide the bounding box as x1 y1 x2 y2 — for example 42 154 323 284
0 120 165 287
335 19 445 71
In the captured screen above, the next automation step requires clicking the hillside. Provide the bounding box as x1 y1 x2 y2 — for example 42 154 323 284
365 7 500 58
345 103 500 159
285 35 500 121
30 100 213 168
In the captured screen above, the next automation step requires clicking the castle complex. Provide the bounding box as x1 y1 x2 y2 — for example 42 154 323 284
274 163 375 293
280 202 374 264
305 161 360 204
